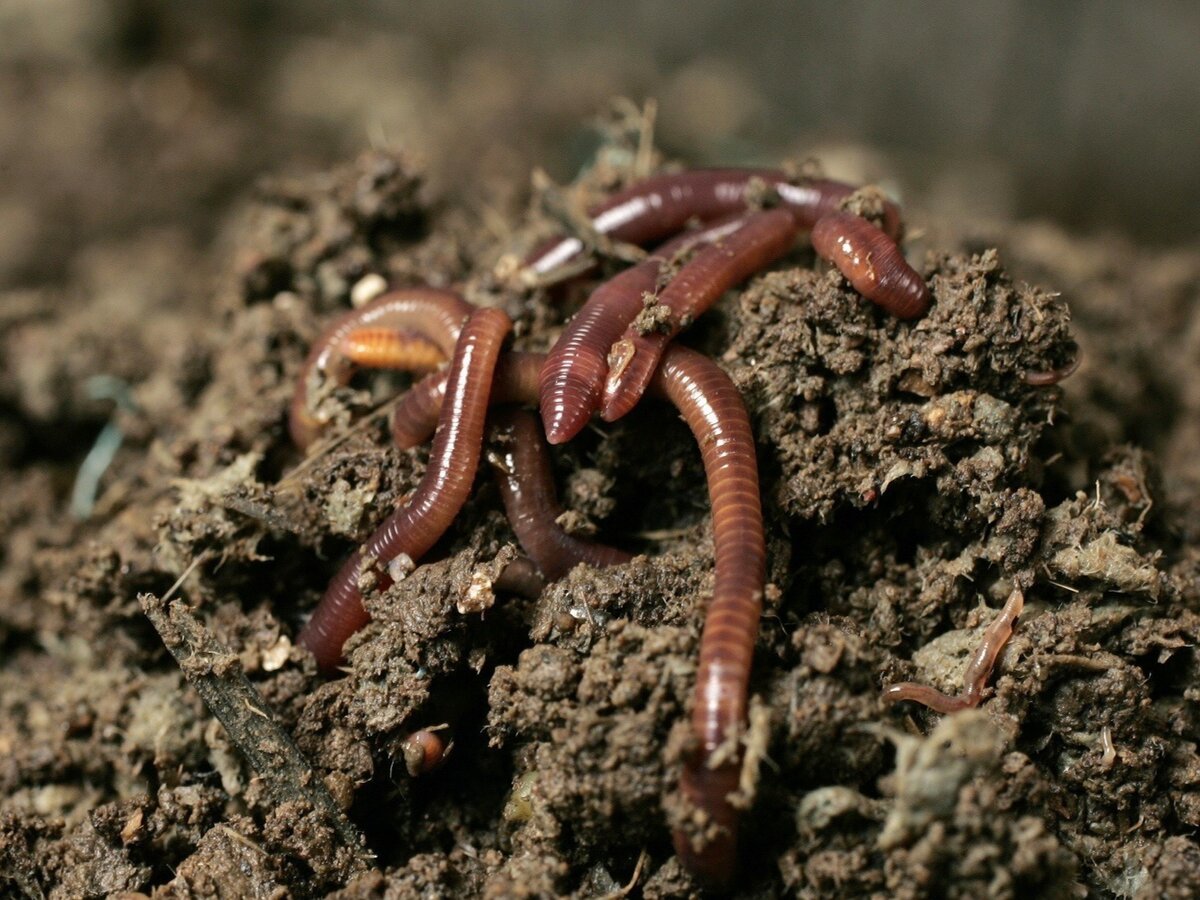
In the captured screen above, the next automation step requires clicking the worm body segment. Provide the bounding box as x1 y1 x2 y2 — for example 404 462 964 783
652 345 764 888
337 327 446 372
490 408 632 581
809 212 929 319
297 307 512 671
393 351 544 450
527 168 902 278
290 288 474 449
884 589 1024 713
600 209 797 423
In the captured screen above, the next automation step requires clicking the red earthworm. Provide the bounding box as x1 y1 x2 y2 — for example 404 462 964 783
809 211 929 319
296 307 512 672
1023 352 1081 386
337 326 446 372
490 407 632 581
493 555 547 598
599 208 798 423
399 726 452 776
653 345 764 888
383 342 764 884
392 351 545 450
538 216 749 445
289 287 473 449
884 589 1024 713
526 167 902 279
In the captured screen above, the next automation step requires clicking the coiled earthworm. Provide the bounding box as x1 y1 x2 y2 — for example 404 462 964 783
538 216 748 445
289 287 473 449
526 167 903 279
809 211 929 319
490 407 632 581
296 307 512 672
392 351 545 450
599 208 798 423
884 589 1024 714
337 326 446 372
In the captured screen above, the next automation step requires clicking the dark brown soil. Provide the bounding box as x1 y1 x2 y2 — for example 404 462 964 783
3 121 1199 899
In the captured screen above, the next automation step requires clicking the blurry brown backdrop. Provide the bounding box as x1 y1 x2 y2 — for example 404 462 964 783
2 0 1198 291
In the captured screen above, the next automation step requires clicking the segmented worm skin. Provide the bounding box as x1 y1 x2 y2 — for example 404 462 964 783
388 341 763 883
809 211 930 319
600 209 798 423
338 326 446 372
526 167 902 278
296 307 512 672
490 407 632 581
289 287 473 449
393 351 545 450
538 259 663 445
651 345 764 888
884 589 1024 713
538 217 750 446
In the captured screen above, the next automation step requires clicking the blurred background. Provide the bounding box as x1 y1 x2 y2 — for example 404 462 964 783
2 0 1198 292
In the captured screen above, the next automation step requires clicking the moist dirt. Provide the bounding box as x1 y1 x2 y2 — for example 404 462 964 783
2 127 1199 899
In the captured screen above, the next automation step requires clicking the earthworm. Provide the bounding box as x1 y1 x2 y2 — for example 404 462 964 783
392 351 545 450
809 211 930 319
884 589 1024 713
653 345 764 888
1023 352 1081 386
337 326 446 372
538 216 749 445
289 287 473 449
297 307 512 672
399 726 451 776
380 342 764 883
493 555 547 598
526 168 903 279
490 407 632 581
599 208 798 423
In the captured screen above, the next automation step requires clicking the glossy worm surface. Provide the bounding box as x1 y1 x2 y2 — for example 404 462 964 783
526 167 902 278
538 258 663 445
651 345 764 888
600 208 797 423
884 589 1024 713
490 407 632 581
809 212 929 319
297 307 512 672
538 216 749 446
337 326 446 372
289 287 473 449
393 351 544 450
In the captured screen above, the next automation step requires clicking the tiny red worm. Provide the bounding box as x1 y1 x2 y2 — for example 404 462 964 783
600 208 798 423
390 345 763 886
809 211 930 319
289 288 473 449
296 307 512 672
884 589 1024 713
526 167 903 278
489 407 632 581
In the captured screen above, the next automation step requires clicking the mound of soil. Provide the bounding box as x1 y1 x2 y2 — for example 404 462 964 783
3 129 1199 898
